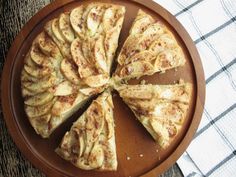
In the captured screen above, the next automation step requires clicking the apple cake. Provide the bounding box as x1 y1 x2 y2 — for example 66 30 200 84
20 2 192 171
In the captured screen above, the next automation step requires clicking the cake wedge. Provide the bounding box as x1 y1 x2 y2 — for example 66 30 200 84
114 10 186 81
115 81 192 148
56 90 117 171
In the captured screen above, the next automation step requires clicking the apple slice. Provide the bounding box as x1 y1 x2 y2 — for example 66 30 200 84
86 100 104 142
102 7 117 32
70 5 85 37
24 64 51 79
51 92 80 116
71 38 87 67
21 87 37 98
51 80 73 96
25 99 55 118
37 32 63 61
60 59 80 85
79 87 103 96
23 73 57 93
81 38 95 63
105 102 114 139
154 49 185 70
153 102 188 125
79 67 95 79
149 33 178 53
29 114 51 137
88 143 104 169
24 91 54 106
59 12 75 43
83 74 109 88
150 118 178 148
30 43 52 68
21 70 39 83
117 84 154 100
52 18 66 42
24 53 52 78
104 15 124 66
86 6 104 36
117 35 140 65
149 119 169 144
119 60 154 78
44 20 71 59
142 22 166 37
125 50 155 64
130 10 154 35
94 36 108 73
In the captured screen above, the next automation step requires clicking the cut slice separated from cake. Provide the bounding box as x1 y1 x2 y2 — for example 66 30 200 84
113 9 186 81
115 81 192 148
56 90 117 171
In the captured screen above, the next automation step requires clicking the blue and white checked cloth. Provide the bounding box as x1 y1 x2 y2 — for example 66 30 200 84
153 0 236 177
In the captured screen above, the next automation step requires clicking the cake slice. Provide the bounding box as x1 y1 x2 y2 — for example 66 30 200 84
56 90 117 171
114 10 185 81
70 3 126 87
115 81 192 148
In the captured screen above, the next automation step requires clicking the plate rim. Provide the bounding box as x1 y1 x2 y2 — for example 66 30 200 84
1 0 205 176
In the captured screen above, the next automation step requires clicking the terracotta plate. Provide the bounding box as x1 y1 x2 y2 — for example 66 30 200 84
1 0 205 176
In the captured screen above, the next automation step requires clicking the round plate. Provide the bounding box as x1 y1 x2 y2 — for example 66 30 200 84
1 0 205 176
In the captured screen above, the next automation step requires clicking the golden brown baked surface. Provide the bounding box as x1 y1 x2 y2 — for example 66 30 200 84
56 91 117 171
20 3 192 171
114 10 186 81
115 81 192 148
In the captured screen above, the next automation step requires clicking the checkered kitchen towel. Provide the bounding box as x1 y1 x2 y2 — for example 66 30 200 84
153 0 236 177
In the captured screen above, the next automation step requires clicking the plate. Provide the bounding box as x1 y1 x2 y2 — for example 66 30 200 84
1 0 205 176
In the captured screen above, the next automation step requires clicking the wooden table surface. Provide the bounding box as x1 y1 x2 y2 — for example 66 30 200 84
0 0 183 176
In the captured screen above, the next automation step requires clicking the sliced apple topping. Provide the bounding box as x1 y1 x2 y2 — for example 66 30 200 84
22 87 37 98
56 91 117 170
21 70 39 83
45 20 72 59
70 5 85 37
119 60 154 78
83 74 109 88
79 87 103 96
86 6 104 36
71 37 87 67
25 98 55 118
60 58 80 85
29 114 52 137
149 33 178 53
117 82 192 149
94 36 108 73
154 49 185 70
24 92 54 106
36 32 63 60
30 43 52 68
88 143 104 169
51 80 74 96
21 3 127 140
59 12 75 43
115 9 185 80
22 73 57 93
52 18 66 42
129 10 154 35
